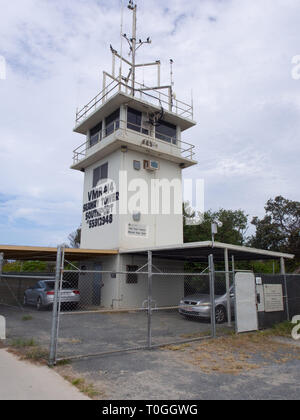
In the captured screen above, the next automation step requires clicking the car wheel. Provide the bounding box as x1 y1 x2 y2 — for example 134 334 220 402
36 297 43 311
215 306 226 324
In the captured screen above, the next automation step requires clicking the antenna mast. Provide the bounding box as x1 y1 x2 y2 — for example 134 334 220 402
130 1 137 93
123 1 151 96
108 1 176 113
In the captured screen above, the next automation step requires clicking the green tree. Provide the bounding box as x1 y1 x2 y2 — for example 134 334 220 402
68 227 81 248
184 205 249 245
248 196 300 269
3 260 49 272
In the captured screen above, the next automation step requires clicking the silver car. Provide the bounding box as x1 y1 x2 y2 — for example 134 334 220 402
24 280 80 311
179 286 235 324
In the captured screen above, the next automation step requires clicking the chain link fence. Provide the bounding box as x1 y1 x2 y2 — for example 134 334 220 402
49 249 236 364
1 248 299 366
0 272 56 352
54 269 219 363
285 274 300 319
55 271 150 361
256 273 300 328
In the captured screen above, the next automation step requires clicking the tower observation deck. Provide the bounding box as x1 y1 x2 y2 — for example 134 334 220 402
71 1 197 172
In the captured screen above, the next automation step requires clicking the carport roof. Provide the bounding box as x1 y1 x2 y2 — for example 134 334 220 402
119 241 294 262
0 241 294 263
0 245 118 262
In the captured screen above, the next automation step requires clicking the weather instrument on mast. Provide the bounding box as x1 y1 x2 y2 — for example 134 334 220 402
99 0 183 120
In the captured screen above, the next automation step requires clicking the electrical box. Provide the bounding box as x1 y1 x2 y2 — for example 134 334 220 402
144 160 159 171
256 284 265 312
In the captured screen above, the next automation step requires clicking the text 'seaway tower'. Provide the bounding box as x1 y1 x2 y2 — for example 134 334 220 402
71 2 197 250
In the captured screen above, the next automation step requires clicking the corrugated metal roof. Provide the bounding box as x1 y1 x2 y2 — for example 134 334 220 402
0 245 118 261
120 241 294 262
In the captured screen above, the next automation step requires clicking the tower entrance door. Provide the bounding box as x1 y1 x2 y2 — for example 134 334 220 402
93 263 102 306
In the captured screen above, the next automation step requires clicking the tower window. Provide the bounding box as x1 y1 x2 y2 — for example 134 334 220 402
93 162 108 188
155 120 177 144
90 122 102 148
126 265 139 284
105 109 120 136
127 107 142 132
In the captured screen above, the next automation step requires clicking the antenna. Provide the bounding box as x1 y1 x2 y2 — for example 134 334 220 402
119 0 124 81
122 1 151 95
105 2 169 107
170 59 174 87
169 59 174 109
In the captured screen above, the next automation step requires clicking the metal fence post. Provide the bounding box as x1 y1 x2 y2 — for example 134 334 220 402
0 253 3 300
209 254 216 338
0 253 3 278
224 248 232 327
283 274 290 321
54 246 65 358
147 251 152 349
281 257 290 321
49 246 62 366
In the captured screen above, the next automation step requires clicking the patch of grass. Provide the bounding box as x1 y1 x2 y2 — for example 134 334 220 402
24 347 49 362
64 375 101 399
9 338 48 364
56 359 72 366
72 378 84 386
217 327 236 337
11 338 37 348
22 315 33 321
164 343 191 351
264 321 295 338
180 331 210 339
165 330 300 376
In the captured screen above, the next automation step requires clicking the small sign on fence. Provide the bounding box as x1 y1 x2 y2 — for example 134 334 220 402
263 284 284 313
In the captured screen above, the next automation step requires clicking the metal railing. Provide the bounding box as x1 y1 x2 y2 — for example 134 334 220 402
72 119 196 165
75 73 194 126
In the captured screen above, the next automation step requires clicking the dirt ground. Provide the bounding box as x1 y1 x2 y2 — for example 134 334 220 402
2 304 300 400
54 332 300 400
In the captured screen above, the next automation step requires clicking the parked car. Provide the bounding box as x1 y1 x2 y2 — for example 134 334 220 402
24 280 80 311
179 286 235 324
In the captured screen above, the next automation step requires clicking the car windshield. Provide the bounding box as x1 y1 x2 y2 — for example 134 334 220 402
196 284 226 296
44 281 73 290
185 276 233 296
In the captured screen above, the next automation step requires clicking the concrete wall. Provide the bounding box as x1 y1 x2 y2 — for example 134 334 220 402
119 149 183 250
77 255 184 310
116 254 184 309
80 149 121 250
80 144 184 251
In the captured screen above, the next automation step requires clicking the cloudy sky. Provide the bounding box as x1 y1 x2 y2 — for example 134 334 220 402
0 0 299 246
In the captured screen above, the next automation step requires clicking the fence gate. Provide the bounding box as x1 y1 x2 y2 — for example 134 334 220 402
48 249 238 365
235 271 258 333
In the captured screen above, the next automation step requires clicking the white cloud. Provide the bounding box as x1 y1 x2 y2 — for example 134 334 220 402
0 0 299 245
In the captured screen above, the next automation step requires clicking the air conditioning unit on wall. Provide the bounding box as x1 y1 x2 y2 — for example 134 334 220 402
144 160 159 171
